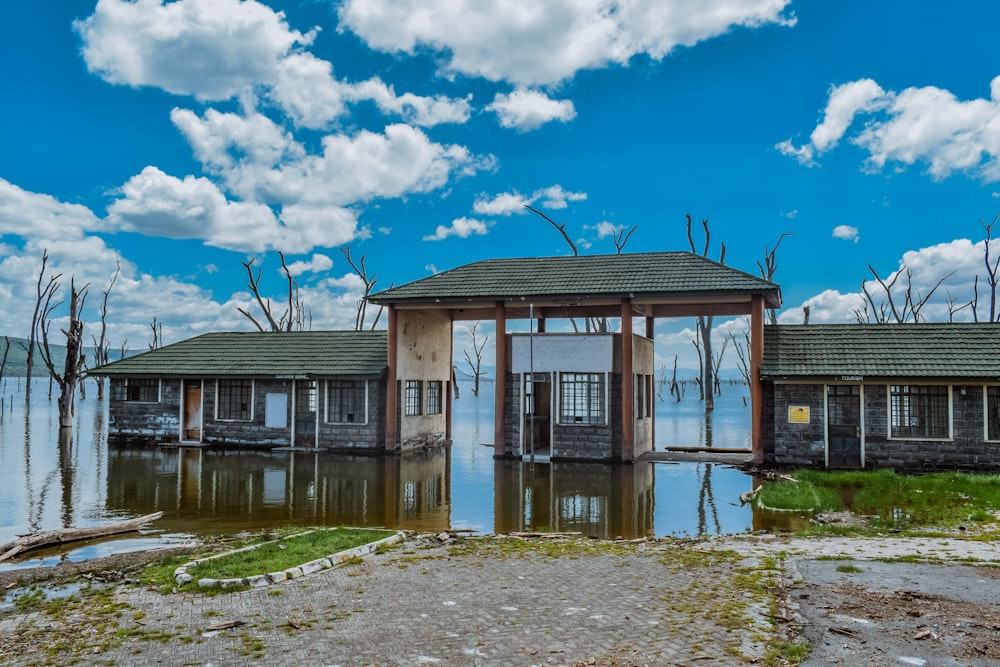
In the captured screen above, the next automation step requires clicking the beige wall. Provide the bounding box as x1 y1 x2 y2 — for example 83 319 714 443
396 309 452 444
632 334 655 457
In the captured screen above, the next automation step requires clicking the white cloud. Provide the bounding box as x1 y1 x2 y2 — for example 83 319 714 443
77 0 472 130
488 88 576 131
339 0 795 87
75 0 306 101
474 184 586 216
284 253 334 277
832 225 859 242
0 178 104 240
779 75 1000 181
423 217 490 241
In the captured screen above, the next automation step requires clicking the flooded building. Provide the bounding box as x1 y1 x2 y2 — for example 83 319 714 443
93 330 400 451
760 323 1000 470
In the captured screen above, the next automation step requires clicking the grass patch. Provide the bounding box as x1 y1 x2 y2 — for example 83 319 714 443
835 564 863 573
758 469 1000 535
140 527 393 589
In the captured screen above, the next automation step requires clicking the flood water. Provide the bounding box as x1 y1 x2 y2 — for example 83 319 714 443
0 378 792 568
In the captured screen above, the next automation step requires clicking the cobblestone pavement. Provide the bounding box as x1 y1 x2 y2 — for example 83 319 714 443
1 537 777 667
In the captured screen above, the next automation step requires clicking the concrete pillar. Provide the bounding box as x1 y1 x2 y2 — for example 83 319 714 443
751 294 765 464
494 301 507 457
621 298 634 462
645 316 654 339
385 305 398 451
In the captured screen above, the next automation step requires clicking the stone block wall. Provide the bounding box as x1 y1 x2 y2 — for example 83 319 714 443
319 374 387 451
107 378 181 443
767 382 1000 470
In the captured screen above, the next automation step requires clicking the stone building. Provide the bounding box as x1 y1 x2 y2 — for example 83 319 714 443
92 331 398 451
759 323 1000 470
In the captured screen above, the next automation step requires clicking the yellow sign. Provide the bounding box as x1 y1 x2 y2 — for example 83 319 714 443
788 406 810 424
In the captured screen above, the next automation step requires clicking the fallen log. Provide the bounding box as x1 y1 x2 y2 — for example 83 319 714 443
0 511 164 562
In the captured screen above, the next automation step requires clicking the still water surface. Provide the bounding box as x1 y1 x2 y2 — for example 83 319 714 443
0 379 788 567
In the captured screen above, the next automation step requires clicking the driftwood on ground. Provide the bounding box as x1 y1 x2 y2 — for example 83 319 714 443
0 511 164 562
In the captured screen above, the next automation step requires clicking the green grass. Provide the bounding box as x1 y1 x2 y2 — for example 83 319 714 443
758 469 1000 534
141 527 393 589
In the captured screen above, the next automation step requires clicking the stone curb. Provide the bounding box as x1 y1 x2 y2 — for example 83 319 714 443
173 529 404 589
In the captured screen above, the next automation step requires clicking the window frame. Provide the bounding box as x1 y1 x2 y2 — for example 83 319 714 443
112 378 161 403
216 379 254 422
887 384 952 441
327 379 368 425
557 372 607 426
404 380 422 416
986 385 1000 443
426 380 443 415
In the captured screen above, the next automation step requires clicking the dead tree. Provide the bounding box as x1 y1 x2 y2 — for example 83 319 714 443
978 214 1000 322
148 317 163 350
238 251 310 332
341 246 389 330
853 264 952 323
710 336 729 396
90 259 120 399
729 326 752 388
462 322 489 396
756 233 794 324
0 336 10 383
525 205 636 332
39 278 89 429
24 249 61 401
687 215 725 411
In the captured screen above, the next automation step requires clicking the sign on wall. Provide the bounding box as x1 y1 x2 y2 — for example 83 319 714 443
788 406 810 424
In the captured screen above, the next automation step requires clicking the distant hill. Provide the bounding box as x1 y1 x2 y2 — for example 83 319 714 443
0 335 114 378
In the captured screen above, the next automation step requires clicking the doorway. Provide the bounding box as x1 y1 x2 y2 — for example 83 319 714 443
181 382 202 442
523 373 551 459
827 385 862 468
294 380 318 448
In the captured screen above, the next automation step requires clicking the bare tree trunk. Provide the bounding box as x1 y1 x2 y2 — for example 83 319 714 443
39 278 88 429
92 259 120 399
462 322 489 396
687 215 724 412
25 249 61 402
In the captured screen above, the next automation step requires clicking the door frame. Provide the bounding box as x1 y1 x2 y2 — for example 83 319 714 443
521 372 553 460
824 383 865 468
180 380 204 443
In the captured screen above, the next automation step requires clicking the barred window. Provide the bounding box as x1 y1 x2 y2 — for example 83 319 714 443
426 380 443 415
559 372 606 425
988 386 1000 442
890 385 949 439
112 378 159 402
328 380 366 423
405 380 422 416
218 379 253 421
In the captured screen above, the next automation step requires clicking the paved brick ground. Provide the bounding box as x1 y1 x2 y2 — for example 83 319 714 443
1 537 774 666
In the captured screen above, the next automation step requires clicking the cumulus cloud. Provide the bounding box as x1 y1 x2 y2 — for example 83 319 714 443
0 178 104 240
779 75 1000 181
473 184 586 215
77 0 471 130
338 0 796 86
284 253 334 277
423 217 490 241
832 225 859 242
487 88 576 131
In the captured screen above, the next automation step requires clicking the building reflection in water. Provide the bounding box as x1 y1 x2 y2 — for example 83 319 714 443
493 460 655 539
105 446 451 535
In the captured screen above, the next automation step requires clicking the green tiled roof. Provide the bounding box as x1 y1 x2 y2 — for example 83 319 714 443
90 331 388 378
369 252 780 306
761 324 1000 380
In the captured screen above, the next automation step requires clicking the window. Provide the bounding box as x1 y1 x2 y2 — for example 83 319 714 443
988 386 1000 441
635 374 652 420
405 380 422 416
426 380 443 415
112 378 160 402
559 372 606 425
218 379 253 421
890 385 949 439
328 380 366 423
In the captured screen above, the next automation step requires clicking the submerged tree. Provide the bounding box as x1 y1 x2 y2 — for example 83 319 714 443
90 259 120 399
687 215 725 412
854 264 952 324
39 277 89 428
756 233 794 325
462 322 489 397
24 250 61 401
342 246 390 331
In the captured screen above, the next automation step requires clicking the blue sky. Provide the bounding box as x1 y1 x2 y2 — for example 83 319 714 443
2 0 999 369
